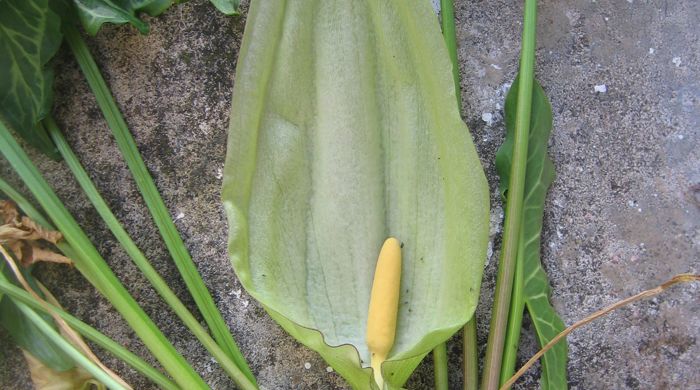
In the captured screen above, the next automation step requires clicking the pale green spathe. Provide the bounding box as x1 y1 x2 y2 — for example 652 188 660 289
223 1 489 388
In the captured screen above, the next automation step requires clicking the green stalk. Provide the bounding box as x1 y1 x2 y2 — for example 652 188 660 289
62 25 255 384
0 276 176 389
2 288 127 390
433 0 458 384
433 342 449 390
480 0 538 389
43 117 257 390
0 122 208 389
499 226 526 386
438 2 480 389
441 0 461 109
462 319 478 390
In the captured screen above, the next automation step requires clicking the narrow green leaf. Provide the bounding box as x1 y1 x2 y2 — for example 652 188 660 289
495 77 568 389
62 25 256 386
0 122 209 389
71 0 174 35
44 117 257 390
223 1 490 388
0 178 178 389
0 0 62 159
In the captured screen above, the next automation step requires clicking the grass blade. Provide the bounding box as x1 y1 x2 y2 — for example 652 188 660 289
0 121 208 389
62 25 255 384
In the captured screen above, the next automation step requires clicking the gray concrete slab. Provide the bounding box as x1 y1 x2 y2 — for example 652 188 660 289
1 0 697 389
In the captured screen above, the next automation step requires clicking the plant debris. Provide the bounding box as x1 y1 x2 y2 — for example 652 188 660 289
0 201 71 267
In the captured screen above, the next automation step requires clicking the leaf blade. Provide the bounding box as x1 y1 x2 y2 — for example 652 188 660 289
0 0 62 159
207 0 239 15
496 77 568 389
71 0 173 35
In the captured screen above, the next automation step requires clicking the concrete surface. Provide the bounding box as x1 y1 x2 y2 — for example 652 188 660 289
1 0 697 389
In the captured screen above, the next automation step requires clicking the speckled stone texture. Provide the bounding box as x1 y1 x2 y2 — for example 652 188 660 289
1 0 697 389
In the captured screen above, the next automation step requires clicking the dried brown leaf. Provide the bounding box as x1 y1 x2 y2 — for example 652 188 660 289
0 200 20 223
1 246 131 389
0 201 71 266
23 350 106 390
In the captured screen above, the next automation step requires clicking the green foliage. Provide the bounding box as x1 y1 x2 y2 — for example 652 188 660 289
72 0 241 35
0 265 74 371
0 121 209 389
71 0 173 35
496 76 568 389
208 0 239 15
222 1 490 388
0 0 62 159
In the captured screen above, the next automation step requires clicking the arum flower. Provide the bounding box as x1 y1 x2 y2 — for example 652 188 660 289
223 1 489 388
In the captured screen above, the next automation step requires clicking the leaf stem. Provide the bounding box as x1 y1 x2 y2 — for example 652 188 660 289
441 0 461 111
480 0 538 388
0 121 208 389
499 226 526 386
433 342 449 390
43 117 257 390
62 24 256 385
438 2 481 388
462 317 478 390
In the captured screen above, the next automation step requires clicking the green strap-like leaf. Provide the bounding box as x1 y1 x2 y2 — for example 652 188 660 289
223 1 490 388
496 77 568 389
0 0 62 159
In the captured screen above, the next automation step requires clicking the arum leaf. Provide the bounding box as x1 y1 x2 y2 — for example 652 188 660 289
71 0 240 35
223 1 490 388
71 0 174 35
0 0 62 159
207 0 239 16
496 76 568 389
